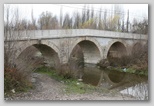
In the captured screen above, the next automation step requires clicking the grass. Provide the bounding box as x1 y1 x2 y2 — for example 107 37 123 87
35 66 148 96
106 66 148 76
34 66 67 81
34 66 110 94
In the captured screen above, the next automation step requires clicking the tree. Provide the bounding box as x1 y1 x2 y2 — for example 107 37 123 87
81 18 95 28
106 15 120 31
98 7 103 30
113 4 124 31
38 11 53 29
62 13 72 29
29 8 37 30
131 18 148 34
73 11 81 29
4 5 43 93
38 11 59 30
105 4 125 31
90 6 94 20
4 5 21 67
86 5 90 22
81 5 86 26
103 9 107 30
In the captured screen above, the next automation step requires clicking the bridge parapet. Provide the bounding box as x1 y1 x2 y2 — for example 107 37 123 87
5 29 148 41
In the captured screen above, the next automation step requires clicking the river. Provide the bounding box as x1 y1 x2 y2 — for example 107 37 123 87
82 64 148 100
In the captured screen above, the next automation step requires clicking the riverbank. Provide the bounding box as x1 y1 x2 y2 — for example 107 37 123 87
5 73 136 100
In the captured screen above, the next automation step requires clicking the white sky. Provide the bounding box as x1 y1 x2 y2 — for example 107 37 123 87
4 4 148 22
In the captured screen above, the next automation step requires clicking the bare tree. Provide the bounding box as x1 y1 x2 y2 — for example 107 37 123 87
4 5 20 67
73 11 81 29
81 5 86 26
29 8 37 30
5 7 36 79
62 13 72 29
103 9 107 30
4 5 29 93
38 11 59 30
131 18 148 34
86 5 90 22
98 7 103 30
105 4 125 31
38 11 53 29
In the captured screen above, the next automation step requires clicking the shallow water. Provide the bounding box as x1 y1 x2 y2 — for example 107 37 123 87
82 64 101 86
82 64 148 100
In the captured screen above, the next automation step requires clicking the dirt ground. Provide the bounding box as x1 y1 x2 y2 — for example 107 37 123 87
5 73 136 100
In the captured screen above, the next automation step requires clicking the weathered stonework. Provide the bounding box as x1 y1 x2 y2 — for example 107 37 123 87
5 29 148 66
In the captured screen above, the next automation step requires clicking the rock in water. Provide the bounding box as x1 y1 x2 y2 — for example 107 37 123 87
98 59 110 68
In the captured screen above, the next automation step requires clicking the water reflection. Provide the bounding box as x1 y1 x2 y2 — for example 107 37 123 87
82 64 148 99
82 64 101 86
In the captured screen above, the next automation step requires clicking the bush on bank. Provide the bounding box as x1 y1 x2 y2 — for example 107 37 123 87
4 67 32 94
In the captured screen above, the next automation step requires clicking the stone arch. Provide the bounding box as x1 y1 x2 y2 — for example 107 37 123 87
104 39 128 59
132 42 143 56
16 40 60 59
41 40 60 58
15 40 60 71
70 37 103 64
105 40 128 66
15 40 38 59
33 44 60 69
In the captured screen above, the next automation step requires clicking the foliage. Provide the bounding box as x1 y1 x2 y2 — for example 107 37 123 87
4 4 148 34
106 66 148 76
4 68 32 93
81 18 94 28
131 18 148 34
107 15 120 31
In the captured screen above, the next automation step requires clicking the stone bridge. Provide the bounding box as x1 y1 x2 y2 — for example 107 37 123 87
5 29 148 68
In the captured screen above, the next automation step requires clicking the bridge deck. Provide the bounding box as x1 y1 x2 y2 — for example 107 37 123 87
5 29 148 41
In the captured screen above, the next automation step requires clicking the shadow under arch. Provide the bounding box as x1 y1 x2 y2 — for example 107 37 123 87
69 38 103 64
15 43 60 72
105 40 128 58
106 41 127 66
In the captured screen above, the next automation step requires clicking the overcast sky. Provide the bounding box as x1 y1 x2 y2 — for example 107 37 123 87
4 4 148 22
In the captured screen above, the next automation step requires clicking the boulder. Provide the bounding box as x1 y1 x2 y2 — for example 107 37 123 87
98 59 110 68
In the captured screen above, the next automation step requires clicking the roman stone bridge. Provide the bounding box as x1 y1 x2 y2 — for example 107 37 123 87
5 29 148 69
